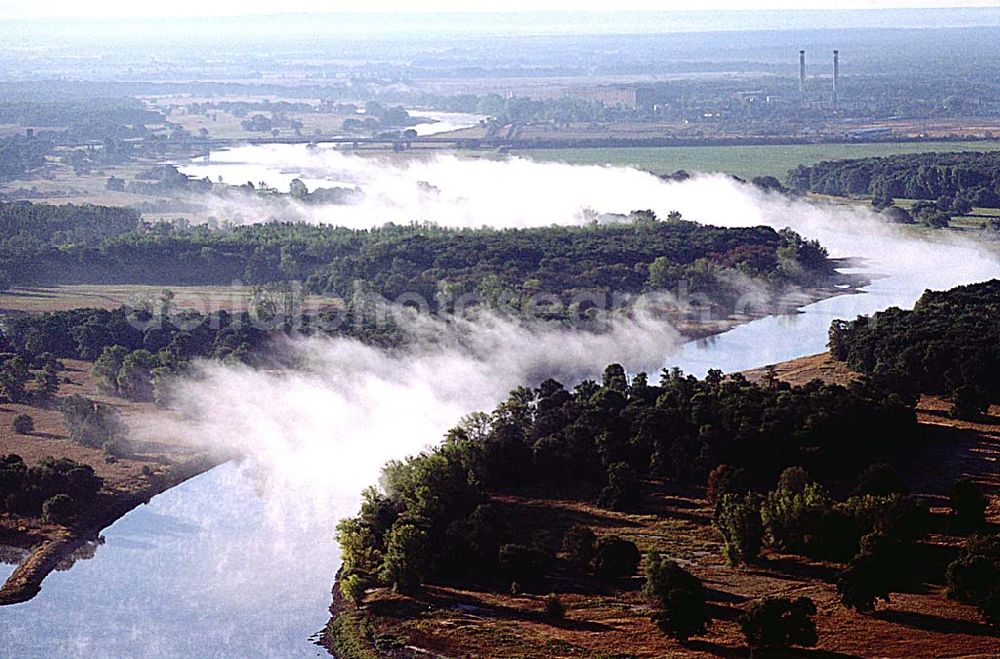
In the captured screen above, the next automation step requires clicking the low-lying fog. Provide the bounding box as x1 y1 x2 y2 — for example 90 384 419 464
161 149 999 534
102 150 995 654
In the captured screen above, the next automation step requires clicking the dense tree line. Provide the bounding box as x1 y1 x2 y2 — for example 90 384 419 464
828 279 1000 418
0 135 55 181
0 99 163 139
336 363 915 605
787 152 1000 208
0 454 102 524
0 203 833 314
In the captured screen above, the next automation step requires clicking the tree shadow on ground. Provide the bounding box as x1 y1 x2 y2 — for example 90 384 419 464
876 609 996 637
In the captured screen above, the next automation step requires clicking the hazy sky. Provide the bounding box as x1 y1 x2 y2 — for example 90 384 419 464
3 1 999 20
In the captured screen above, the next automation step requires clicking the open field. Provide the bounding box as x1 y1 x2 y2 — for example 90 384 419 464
519 140 1000 180
328 353 1000 658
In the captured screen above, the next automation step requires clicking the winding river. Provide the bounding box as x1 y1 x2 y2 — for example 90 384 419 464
0 143 997 657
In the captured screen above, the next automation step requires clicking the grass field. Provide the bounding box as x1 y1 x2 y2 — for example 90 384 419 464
519 140 1000 181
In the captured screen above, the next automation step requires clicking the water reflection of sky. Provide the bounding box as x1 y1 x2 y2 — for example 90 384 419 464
0 463 334 657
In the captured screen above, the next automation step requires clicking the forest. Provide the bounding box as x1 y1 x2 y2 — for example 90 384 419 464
334 280 1000 648
828 278 1000 419
0 203 833 312
787 152 1000 207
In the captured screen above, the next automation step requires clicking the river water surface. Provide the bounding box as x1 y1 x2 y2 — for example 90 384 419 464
0 147 997 657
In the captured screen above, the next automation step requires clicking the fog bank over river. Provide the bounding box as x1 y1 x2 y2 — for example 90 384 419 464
1 150 997 656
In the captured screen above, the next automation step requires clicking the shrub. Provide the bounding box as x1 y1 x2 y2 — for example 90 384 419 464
740 596 818 650
643 551 710 641
714 493 763 566
561 525 596 570
593 536 640 579
543 594 565 622
949 479 987 531
12 413 34 435
41 493 75 525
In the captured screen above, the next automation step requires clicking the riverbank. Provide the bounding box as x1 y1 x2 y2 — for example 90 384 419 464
322 352 1000 658
0 358 227 605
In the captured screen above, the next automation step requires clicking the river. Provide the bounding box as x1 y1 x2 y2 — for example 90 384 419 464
1 147 997 657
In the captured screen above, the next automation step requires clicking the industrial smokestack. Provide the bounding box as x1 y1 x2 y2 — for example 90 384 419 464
799 50 806 104
833 50 840 110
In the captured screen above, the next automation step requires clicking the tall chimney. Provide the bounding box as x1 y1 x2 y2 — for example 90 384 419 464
799 50 806 104
833 49 840 110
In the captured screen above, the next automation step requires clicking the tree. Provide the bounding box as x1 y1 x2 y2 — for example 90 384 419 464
706 464 748 507
12 414 34 434
379 522 428 593
593 536 640 579
950 479 987 531
93 345 129 392
740 596 818 651
643 551 710 641
602 363 628 392
854 463 906 497
950 385 989 421
776 466 812 494
837 544 892 614
116 349 159 401
339 573 369 607
499 543 548 590
41 493 75 524
561 525 596 570
34 366 60 398
0 356 29 403
715 493 763 565
543 594 565 622
289 178 309 200
599 461 641 511
761 482 833 554
945 533 1000 629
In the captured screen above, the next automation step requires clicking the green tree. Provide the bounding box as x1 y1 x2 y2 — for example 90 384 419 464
643 551 710 641
0 356 29 403
42 493 76 524
116 349 159 401
543 594 565 622
561 525 596 570
740 596 818 652
837 547 892 613
12 413 34 434
599 461 641 511
715 493 763 566
593 536 640 579
339 573 370 607
33 366 60 398
93 345 129 392
379 522 428 593
950 479 987 531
